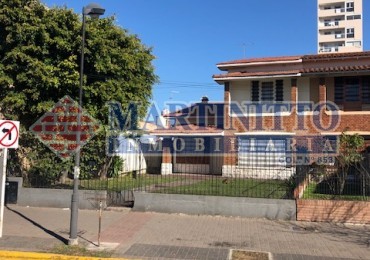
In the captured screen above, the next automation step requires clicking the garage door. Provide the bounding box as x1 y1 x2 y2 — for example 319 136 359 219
173 137 210 174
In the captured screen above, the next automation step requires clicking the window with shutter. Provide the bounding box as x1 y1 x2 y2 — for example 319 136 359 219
261 82 274 101
251 81 259 102
362 77 370 104
275 80 284 102
250 80 284 102
334 77 344 103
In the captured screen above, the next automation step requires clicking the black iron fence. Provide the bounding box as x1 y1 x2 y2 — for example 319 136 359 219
21 162 296 200
15 153 370 202
296 154 370 201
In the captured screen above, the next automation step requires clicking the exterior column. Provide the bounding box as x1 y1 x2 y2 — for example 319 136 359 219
291 79 298 104
319 77 327 103
222 82 238 176
291 78 298 114
223 82 230 129
161 139 172 175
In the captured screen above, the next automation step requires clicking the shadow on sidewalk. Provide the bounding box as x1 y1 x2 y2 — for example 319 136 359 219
6 206 68 244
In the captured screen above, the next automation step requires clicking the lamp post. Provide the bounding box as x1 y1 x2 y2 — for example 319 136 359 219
69 3 105 246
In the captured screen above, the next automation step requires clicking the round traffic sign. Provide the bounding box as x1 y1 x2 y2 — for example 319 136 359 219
0 121 19 148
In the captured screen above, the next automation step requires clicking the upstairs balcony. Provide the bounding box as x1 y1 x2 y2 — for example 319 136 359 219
318 7 345 18
319 33 345 43
318 20 345 30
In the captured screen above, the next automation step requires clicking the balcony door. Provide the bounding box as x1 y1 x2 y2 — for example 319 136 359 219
343 78 361 111
335 77 363 111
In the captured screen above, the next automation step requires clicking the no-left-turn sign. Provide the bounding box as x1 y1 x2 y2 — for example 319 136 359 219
0 120 20 149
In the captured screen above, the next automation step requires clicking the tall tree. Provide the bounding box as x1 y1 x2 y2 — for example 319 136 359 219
0 0 157 184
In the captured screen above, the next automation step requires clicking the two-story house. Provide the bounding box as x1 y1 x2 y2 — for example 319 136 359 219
213 51 370 178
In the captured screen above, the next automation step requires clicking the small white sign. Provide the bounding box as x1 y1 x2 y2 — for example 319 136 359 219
0 120 20 149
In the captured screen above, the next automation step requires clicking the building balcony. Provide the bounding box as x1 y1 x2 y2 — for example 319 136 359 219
319 34 345 43
318 8 345 18
338 45 363 53
319 20 345 30
319 46 339 53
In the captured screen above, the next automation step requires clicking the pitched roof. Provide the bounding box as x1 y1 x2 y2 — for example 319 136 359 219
217 51 370 67
151 125 224 135
164 102 224 117
301 65 370 74
213 70 301 79
217 55 302 66
214 51 370 79
303 51 370 61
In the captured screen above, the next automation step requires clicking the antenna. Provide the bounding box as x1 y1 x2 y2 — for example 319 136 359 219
242 42 254 58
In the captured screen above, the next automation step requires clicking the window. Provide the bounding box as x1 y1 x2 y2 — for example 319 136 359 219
347 28 354 38
275 80 284 102
251 81 259 102
363 77 370 104
324 20 331 26
251 80 284 102
334 78 344 103
335 30 344 38
347 41 361 47
261 82 274 101
238 137 287 168
345 78 360 102
347 15 361 20
335 77 370 104
346 2 354 12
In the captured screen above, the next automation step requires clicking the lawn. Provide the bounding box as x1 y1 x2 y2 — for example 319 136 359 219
154 177 291 199
66 174 185 191
302 182 369 201
44 174 291 199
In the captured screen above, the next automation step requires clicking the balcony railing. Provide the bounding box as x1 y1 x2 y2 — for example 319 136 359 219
335 8 345 13
335 33 345 39
318 7 345 17
324 21 339 27
319 47 339 53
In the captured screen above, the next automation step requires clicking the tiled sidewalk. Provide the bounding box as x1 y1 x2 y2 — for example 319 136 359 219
0 205 369 259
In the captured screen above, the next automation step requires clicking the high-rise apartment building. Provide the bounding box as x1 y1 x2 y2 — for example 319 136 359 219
318 0 363 53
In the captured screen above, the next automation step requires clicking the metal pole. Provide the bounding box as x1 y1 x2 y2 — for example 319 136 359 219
98 200 102 247
69 8 86 246
0 148 8 238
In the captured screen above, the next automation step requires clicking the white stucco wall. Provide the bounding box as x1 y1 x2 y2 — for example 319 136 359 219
230 78 292 103
297 77 310 102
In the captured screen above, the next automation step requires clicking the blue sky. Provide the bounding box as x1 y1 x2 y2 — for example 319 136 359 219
42 0 369 110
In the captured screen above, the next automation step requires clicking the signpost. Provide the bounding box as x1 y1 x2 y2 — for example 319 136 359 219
0 120 20 237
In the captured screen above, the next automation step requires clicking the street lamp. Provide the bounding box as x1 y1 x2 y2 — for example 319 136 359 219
69 3 105 246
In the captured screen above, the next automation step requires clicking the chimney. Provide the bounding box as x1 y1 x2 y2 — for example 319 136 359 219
201 96 209 103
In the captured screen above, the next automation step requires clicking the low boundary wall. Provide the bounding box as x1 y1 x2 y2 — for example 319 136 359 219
297 199 370 224
133 192 296 220
7 177 106 210
17 188 107 210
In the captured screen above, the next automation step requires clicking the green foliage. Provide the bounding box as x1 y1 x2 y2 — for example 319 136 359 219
0 1 157 184
333 132 365 195
338 132 365 166
17 128 73 187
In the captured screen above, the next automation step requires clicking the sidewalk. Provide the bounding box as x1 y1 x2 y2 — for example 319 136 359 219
0 205 369 259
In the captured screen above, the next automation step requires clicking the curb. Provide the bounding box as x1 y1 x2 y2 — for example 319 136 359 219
0 250 133 260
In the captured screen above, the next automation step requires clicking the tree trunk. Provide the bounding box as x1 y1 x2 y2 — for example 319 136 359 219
338 166 347 195
99 157 113 180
